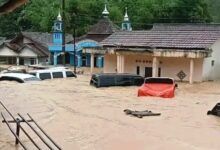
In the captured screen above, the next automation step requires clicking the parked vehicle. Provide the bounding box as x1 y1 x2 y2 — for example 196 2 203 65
138 77 177 98
0 73 41 83
28 68 77 80
90 73 144 88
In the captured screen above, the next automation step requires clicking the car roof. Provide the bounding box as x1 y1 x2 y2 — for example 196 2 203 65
93 73 142 77
0 73 36 79
145 77 174 80
29 68 72 73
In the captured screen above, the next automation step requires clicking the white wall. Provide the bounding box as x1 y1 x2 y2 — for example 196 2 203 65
203 39 220 80
104 54 204 82
160 57 203 82
104 54 117 73
0 47 17 56
19 47 38 57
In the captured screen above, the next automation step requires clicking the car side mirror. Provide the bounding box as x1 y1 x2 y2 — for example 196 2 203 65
175 83 178 88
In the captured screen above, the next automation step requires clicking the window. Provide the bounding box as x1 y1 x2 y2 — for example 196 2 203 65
24 77 41 82
39 73 51 80
136 66 140 75
29 73 36 76
211 60 215 67
52 72 63 78
66 71 76 77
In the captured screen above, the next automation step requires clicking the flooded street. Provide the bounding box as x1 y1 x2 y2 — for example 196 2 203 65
0 75 220 150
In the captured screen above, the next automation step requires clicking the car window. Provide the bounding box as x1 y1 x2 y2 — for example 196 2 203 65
39 73 51 80
145 78 174 84
24 77 41 82
29 73 36 76
52 72 63 78
66 71 76 77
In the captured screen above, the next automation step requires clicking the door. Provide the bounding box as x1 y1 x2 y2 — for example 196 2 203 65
136 66 140 75
158 68 161 77
82 55 86 66
145 67 152 77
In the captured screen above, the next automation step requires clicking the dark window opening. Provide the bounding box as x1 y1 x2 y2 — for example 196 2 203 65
145 67 152 77
52 72 63 78
211 60 215 67
39 73 51 80
66 71 76 77
158 68 161 77
136 66 140 75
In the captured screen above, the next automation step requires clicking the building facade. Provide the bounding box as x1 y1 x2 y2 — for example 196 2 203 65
0 32 50 65
87 24 220 83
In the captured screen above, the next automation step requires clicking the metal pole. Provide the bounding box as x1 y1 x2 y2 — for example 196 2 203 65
73 27 76 74
18 114 54 150
1 113 27 150
15 118 20 145
27 114 62 150
62 0 65 66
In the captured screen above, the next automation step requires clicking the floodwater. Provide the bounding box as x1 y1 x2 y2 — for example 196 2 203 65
0 75 220 150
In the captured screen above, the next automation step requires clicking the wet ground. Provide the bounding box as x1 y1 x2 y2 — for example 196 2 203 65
0 75 220 150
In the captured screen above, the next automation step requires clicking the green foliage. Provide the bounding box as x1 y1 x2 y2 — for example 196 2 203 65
0 0 215 38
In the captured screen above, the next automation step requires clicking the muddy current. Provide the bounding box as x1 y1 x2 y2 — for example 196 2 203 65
0 75 220 150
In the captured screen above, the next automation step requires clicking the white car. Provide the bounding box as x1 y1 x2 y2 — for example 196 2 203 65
0 73 41 83
28 68 77 80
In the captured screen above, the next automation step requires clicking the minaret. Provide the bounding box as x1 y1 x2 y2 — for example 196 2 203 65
102 4 109 18
122 7 132 31
52 11 63 44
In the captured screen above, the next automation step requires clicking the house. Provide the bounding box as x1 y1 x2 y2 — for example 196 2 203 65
0 32 52 65
86 24 220 84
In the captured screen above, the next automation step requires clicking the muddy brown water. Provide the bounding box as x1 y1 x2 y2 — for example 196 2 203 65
0 75 220 150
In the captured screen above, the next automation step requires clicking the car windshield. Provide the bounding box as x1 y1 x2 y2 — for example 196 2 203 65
145 78 174 84
24 77 41 82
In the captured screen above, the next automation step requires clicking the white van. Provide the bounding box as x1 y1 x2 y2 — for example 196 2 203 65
28 68 77 80
0 73 41 83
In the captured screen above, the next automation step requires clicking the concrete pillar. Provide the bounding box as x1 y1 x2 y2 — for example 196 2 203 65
16 57 19 66
77 55 81 67
152 57 158 77
189 59 194 84
117 54 120 73
90 53 94 74
35 57 39 65
117 54 125 73
53 53 57 65
121 55 125 73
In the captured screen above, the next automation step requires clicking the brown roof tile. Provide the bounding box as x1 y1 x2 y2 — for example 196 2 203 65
101 24 220 50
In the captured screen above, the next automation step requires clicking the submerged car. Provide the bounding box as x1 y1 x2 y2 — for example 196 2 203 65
138 77 177 98
90 73 144 88
28 67 77 80
0 73 41 83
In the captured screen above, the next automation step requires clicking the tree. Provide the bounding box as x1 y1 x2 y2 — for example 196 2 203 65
171 0 212 23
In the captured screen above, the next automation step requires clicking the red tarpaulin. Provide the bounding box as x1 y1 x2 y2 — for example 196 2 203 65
138 78 176 98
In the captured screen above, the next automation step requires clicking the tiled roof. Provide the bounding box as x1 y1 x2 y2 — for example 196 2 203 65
22 32 73 47
87 18 120 35
101 24 220 50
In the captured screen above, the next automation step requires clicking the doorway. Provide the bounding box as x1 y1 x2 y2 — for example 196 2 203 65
145 67 152 77
145 67 161 77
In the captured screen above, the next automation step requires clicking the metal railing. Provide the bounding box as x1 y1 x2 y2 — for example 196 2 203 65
0 101 62 150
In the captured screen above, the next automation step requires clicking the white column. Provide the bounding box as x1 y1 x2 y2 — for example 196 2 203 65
189 59 194 84
117 54 125 73
121 55 125 73
152 57 158 77
16 57 19 66
35 57 39 65
90 53 94 74
117 54 120 73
